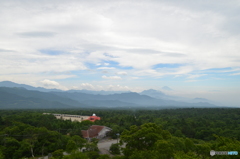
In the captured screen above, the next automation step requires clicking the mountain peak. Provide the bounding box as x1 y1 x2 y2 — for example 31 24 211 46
162 86 173 91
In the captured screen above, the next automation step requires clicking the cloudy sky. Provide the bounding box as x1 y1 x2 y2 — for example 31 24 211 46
1 0 240 106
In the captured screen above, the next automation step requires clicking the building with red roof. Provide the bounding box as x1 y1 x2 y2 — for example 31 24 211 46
84 113 101 122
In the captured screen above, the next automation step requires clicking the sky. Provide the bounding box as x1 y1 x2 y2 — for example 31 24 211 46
0 0 240 106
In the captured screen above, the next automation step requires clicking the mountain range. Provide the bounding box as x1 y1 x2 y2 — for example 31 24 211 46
0 81 219 109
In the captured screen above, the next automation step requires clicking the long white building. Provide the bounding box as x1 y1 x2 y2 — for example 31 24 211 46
43 113 90 122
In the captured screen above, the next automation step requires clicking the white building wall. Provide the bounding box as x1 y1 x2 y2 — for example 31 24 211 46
97 127 112 139
43 113 89 122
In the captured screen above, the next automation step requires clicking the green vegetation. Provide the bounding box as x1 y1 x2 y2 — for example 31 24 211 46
0 108 239 158
110 143 120 155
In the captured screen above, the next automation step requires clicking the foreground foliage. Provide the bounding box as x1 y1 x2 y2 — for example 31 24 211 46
0 108 239 158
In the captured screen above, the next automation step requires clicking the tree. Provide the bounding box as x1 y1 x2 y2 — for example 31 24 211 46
71 135 86 149
2 137 20 159
22 127 39 158
62 150 88 159
0 148 4 159
170 136 186 152
195 143 211 158
13 140 31 159
109 143 120 155
66 140 77 153
98 154 111 159
85 142 99 152
174 151 201 159
52 149 64 159
120 123 172 158
184 138 195 153
86 151 99 159
153 140 174 159
0 116 3 125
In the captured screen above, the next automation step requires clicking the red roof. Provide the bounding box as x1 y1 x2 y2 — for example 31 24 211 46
85 115 101 122
81 125 105 138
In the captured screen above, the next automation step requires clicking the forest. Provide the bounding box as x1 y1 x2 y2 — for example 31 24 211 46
0 108 239 159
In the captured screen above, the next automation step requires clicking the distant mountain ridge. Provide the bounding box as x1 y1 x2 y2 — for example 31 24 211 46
0 88 76 109
0 81 62 92
67 89 130 95
0 81 218 109
0 81 128 95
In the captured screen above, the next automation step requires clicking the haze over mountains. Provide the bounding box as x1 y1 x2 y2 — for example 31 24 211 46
0 81 220 109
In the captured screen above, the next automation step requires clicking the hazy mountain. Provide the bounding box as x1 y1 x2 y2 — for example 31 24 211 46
0 87 85 107
0 81 62 92
0 81 218 109
189 97 222 106
162 86 173 91
0 89 76 109
192 98 209 102
81 100 139 107
67 89 130 95
140 89 220 106
0 81 128 94
51 91 216 108
140 89 175 100
141 89 165 97
52 92 155 104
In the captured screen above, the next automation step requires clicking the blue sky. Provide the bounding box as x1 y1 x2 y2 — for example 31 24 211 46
0 0 240 106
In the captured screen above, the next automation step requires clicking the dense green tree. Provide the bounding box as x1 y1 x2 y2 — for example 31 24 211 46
85 142 99 152
127 150 160 159
170 136 186 152
98 154 111 159
66 140 77 153
184 138 195 153
174 151 202 159
52 149 64 159
71 135 86 149
0 147 4 159
86 151 99 159
13 140 31 159
153 140 174 159
120 123 172 158
62 150 88 159
109 143 120 155
195 143 211 158
2 137 20 159
0 116 3 126
111 156 125 159
0 108 240 158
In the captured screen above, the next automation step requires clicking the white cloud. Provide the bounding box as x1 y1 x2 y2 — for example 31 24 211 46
230 72 240 76
116 71 128 75
187 74 207 79
185 80 199 82
80 83 95 90
102 75 122 80
107 84 129 91
41 79 60 87
1 0 240 79
40 79 68 90
1 0 240 106
97 67 115 70
131 77 139 79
